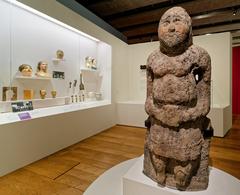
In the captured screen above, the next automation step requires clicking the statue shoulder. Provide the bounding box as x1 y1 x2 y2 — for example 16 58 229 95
147 49 161 67
191 45 211 66
191 45 210 58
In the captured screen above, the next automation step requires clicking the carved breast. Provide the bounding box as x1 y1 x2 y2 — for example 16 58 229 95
152 73 197 106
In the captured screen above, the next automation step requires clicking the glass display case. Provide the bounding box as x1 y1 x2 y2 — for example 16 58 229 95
0 0 111 124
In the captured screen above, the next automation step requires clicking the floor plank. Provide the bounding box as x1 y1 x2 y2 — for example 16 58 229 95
0 117 240 194
24 155 79 179
0 169 82 195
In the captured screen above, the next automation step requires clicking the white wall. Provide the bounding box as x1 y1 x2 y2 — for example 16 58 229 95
128 42 159 101
127 33 232 108
17 0 130 102
194 33 232 107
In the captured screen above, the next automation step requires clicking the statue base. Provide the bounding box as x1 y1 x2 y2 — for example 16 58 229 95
123 156 240 195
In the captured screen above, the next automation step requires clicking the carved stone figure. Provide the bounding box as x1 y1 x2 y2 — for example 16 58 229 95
56 50 64 59
19 64 33 77
85 56 97 69
143 7 213 191
39 89 47 99
35 61 50 78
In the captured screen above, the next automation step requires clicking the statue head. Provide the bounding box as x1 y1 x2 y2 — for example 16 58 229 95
56 50 64 59
19 64 33 76
37 61 48 73
158 7 192 55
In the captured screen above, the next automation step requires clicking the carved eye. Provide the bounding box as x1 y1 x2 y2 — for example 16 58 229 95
173 18 181 23
163 21 170 26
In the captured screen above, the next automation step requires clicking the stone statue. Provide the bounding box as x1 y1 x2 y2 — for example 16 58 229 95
143 7 213 191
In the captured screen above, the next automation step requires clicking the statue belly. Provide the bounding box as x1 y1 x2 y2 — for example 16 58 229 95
147 123 203 161
153 74 197 105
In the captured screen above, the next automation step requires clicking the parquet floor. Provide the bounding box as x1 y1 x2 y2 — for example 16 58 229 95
0 117 240 195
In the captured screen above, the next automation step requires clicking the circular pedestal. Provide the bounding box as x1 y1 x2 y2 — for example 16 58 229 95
83 156 240 195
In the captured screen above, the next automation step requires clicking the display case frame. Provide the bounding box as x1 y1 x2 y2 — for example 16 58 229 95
0 0 111 124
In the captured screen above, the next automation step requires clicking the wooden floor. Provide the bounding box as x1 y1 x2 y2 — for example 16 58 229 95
0 116 240 195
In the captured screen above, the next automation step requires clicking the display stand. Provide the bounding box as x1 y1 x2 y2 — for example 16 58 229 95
15 75 51 80
123 156 240 195
83 156 240 195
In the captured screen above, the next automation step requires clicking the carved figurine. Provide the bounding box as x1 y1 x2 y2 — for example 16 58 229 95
143 7 213 191
56 50 64 59
39 89 47 99
2 87 17 101
85 56 97 69
18 64 33 77
35 61 50 78
51 90 57 98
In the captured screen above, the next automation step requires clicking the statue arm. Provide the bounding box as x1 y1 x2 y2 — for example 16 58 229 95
145 56 154 115
181 49 211 122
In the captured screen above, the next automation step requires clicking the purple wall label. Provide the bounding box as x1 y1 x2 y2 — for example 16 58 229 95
18 112 31 121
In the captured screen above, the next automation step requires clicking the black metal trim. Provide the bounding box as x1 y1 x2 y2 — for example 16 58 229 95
56 0 127 43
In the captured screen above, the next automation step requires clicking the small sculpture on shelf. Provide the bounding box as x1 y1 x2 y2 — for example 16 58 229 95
23 89 34 100
79 73 85 102
143 7 213 191
85 56 97 70
35 61 51 78
18 64 33 77
39 89 47 99
56 49 64 60
2 87 17 101
51 90 57 98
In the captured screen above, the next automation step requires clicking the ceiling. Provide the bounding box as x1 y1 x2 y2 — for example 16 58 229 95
75 0 240 44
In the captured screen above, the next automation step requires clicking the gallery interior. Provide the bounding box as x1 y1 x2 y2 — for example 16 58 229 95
0 0 239 194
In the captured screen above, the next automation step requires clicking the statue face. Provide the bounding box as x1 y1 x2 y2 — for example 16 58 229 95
39 62 47 72
158 7 190 47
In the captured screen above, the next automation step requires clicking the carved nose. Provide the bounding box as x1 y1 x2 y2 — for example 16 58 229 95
168 24 175 32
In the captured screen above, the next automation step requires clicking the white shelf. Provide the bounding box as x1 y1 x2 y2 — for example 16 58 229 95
80 67 99 72
15 75 51 80
0 100 110 125
0 97 68 113
52 58 66 64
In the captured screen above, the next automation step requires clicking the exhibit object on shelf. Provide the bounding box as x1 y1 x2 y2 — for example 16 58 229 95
18 64 33 77
11 101 33 112
88 92 96 101
72 79 77 103
51 90 57 98
56 49 64 59
95 92 102 101
2 86 17 101
79 73 85 101
39 89 47 99
144 7 213 191
85 56 97 70
35 61 51 78
23 89 34 100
